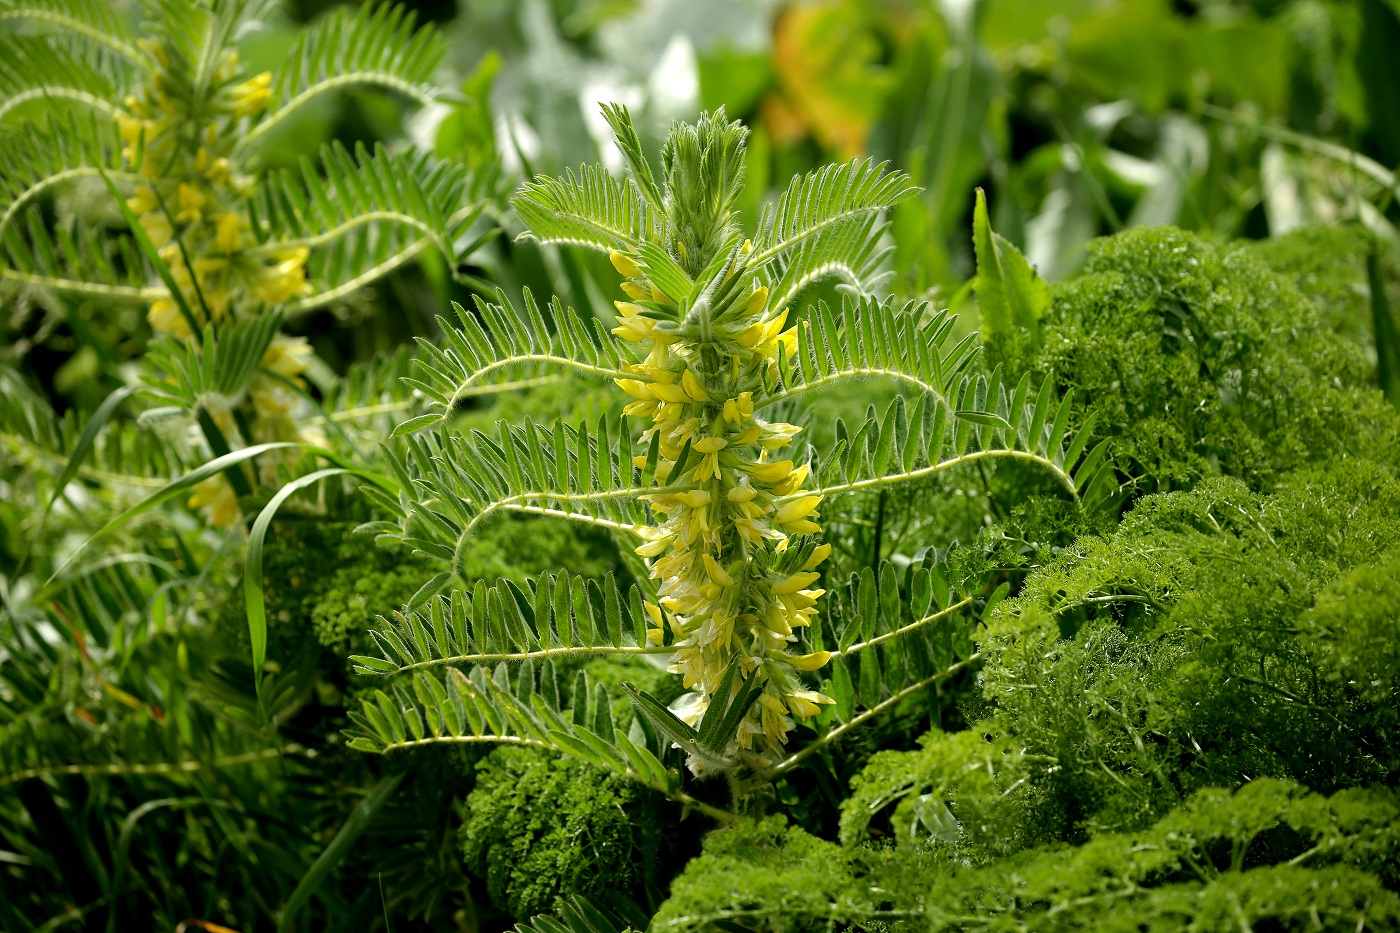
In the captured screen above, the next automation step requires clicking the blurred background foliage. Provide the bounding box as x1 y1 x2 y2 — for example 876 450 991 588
3 0 1400 930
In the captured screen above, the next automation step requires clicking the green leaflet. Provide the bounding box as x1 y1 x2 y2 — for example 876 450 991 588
972 187 1046 347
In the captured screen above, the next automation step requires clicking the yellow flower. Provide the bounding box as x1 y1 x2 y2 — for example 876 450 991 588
139 212 174 248
126 185 158 215
215 213 243 252
188 475 239 527
147 298 190 339
748 459 794 484
231 71 272 117
742 285 768 316
802 543 832 570
702 553 735 588
250 248 310 304
790 650 831 672
774 494 822 526
772 571 820 596
786 690 833 719
262 335 314 380
176 183 205 222
609 249 641 278
681 368 709 402
615 379 655 400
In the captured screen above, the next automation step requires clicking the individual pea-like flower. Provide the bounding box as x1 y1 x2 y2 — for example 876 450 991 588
188 475 239 528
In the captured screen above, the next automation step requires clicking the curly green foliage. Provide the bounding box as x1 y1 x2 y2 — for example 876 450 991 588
1298 551 1400 712
914 779 1400 932
651 816 885 933
661 781 1400 933
1248 223 1400 353
994 226 1397 491
459 746 675 920
933 459 1400 848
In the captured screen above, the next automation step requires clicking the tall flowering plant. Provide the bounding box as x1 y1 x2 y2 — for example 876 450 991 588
1 0 479 524
347 106 1108 809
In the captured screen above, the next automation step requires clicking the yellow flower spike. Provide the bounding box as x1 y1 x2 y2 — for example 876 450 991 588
681 368 710 402
702 553 735 588
802 543 833 571
650 284 669 304
790 650 832 672
214 213 242 253
758 694 787 714
692 437 727 454
773 571 821 596
723 398 740 424
615 378 656 400
609 249 641 277
778 493 817 523
620 281 649 300
741 239 752 255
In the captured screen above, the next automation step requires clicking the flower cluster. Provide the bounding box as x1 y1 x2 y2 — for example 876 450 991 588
115 39 317 525
117 41 310 340
609 247 833 762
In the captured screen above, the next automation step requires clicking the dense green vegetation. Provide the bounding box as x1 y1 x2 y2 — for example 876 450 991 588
2 1 1399 931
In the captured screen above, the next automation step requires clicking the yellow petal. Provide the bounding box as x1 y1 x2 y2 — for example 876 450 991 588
790 650 831 672
609 249 641 277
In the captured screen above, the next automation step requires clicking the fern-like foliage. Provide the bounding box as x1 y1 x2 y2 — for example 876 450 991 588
140 313 282 410
349 570 660 676
514 105 915 304
513 164 656 253
368 417 654 563
0 0 468 330
0 0 141 61
344 658 733 821
398 288 631 428
807 371 1112 505
0 111 125 234
248 142 480 312
239 1 445 152
0 34 123 122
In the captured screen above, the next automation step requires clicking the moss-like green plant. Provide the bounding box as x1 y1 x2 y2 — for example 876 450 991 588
460 745 673 919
